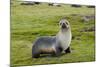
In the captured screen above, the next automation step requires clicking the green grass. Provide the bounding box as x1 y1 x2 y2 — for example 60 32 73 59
11 1 95 66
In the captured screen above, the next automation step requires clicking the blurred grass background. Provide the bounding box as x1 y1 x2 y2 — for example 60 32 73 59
11 1 95 66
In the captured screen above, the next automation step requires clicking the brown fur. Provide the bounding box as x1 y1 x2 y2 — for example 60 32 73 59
39 48 55 53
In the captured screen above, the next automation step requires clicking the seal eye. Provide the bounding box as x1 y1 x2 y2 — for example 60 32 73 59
66 22 69 25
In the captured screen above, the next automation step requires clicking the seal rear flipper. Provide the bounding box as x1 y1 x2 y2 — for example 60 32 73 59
32 53 40 58
32 48 40 58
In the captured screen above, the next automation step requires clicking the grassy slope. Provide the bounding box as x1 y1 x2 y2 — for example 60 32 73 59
11 1 95 66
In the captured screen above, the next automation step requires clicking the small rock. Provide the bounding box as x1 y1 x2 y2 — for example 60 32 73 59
71 4 82 8
34 2 41 5
20 1 35 5
81 15 95 22
87 5 95 8
48 3 61 7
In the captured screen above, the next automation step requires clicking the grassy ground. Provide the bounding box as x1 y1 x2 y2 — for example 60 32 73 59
11 1 95 66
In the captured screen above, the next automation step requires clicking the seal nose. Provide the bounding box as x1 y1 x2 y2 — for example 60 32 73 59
62 23 65 25
62 23 66 28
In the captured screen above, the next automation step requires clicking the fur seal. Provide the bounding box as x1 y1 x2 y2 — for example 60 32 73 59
32 19 72 58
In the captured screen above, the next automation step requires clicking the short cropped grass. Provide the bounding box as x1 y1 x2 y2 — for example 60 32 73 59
11 1 95 66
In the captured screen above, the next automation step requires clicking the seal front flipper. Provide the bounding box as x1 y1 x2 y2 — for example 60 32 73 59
64 47 71 53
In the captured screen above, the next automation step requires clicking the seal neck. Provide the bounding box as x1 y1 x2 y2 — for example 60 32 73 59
56 27 71 38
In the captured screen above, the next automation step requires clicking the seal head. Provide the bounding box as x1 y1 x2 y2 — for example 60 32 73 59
59 19 70 30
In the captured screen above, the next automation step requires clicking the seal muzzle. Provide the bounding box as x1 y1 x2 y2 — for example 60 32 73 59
62 23 67 28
